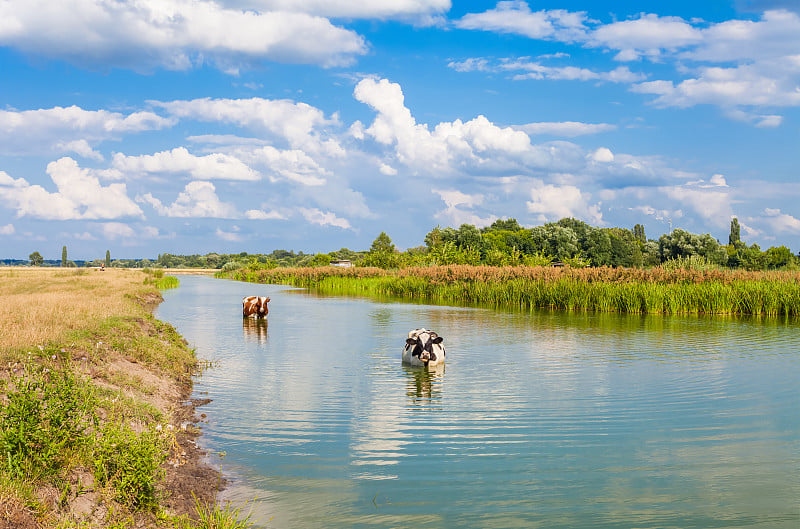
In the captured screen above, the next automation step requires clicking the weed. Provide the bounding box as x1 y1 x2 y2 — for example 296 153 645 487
0 363 96 479
92 420 166 510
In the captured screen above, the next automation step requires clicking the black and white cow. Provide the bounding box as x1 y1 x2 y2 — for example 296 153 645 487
402 328 445 367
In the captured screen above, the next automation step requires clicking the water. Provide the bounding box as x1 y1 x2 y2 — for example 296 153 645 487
156 275 800 528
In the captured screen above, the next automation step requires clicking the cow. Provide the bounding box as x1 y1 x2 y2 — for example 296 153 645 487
402 328 445 367
242 296 270 319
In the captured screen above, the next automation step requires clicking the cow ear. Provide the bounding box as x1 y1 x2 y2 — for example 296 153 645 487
406 338 417 345
432 336 443 344
265 297 270 302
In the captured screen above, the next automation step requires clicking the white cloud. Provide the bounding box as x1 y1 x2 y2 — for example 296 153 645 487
761 208 800 233
223 0 451 23
112 147 260 181
101 222 136 240
233 146 328 186
54 139 104 161
245 209 286 220
0 158 143 220
455 1 589 42
526 182 603 224
137 181 238 218
501 60 645 83
588 13 703 61
379 163 398 176
216 227 243 242
0 0 366 72
447 57 492 72
589 147 615 163
0 223 14 235
353 77 533 173
661 184 733 228
433 188 497 228
633 60 800 109
516 121 616 137
154 97 343 155
0 105 173 156
298 207 352 229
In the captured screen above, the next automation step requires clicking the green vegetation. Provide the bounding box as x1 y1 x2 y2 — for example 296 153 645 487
223 263 800 317
0 269 252 528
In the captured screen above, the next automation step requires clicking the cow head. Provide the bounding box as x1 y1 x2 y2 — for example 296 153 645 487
257 296 270 317
405 329 444 366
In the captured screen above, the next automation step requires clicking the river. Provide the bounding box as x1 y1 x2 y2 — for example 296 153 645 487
156 275 799 529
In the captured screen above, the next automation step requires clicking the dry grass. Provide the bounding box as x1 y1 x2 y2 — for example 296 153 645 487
0 268 154 359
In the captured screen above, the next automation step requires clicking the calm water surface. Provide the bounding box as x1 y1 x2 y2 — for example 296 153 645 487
156 275 799 529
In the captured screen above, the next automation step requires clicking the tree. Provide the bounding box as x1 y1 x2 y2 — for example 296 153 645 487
61 246 67 267
483 218 522 233
362 232 400 269
634 224 646 243
29 251 43 266
729 218 742 247
105 250 111 267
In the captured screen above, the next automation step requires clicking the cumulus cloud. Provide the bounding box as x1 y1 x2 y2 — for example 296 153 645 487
661 183 733 228
353 77 534 173
298 207 352 229
632 60 800 109
222 0 451 24
455 1 589 42
433 189 497 227
0 105 173 156
454 5 800 122
137 181 238 218
112 147 260 181
0 223 14 235
526 182 603 224
0 0 366 72
588 13 703 61
761 208 800 233
153 97 343 155
0 158 143 220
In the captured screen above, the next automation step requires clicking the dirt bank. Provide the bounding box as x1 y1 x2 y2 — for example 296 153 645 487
0 269 226 528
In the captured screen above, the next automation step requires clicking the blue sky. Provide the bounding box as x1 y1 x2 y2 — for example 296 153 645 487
1 0 799 260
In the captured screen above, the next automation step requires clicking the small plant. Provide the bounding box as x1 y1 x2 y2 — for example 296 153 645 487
92 421 166 510
0 364 95 479
181 492 256 529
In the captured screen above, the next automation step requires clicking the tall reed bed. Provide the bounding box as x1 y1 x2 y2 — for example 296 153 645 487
222 265 800 316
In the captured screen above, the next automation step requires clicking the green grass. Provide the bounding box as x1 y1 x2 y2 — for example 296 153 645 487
222 265 800 316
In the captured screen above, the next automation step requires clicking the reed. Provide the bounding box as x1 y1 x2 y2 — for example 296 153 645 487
220 265 800 316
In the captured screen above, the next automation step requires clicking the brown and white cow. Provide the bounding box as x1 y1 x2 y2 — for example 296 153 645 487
242 296 270 319
402 328 445 367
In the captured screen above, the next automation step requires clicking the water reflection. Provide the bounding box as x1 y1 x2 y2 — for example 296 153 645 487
242 317 268 344
403 365 445 406
156 277 800 529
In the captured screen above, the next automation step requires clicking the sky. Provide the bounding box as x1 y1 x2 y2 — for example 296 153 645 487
0 0 799 260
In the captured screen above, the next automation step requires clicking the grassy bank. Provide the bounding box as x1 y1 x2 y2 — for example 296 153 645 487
221 265 800 316
0 268 252 529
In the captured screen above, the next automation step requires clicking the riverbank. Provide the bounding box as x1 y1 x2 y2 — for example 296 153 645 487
220 264 800 316
0 268 239 528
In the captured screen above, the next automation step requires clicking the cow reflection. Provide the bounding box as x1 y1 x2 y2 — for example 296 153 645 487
242 317 268 344
403 364 445 407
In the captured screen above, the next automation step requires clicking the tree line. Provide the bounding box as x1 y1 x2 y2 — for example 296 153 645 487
11 217 798 271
